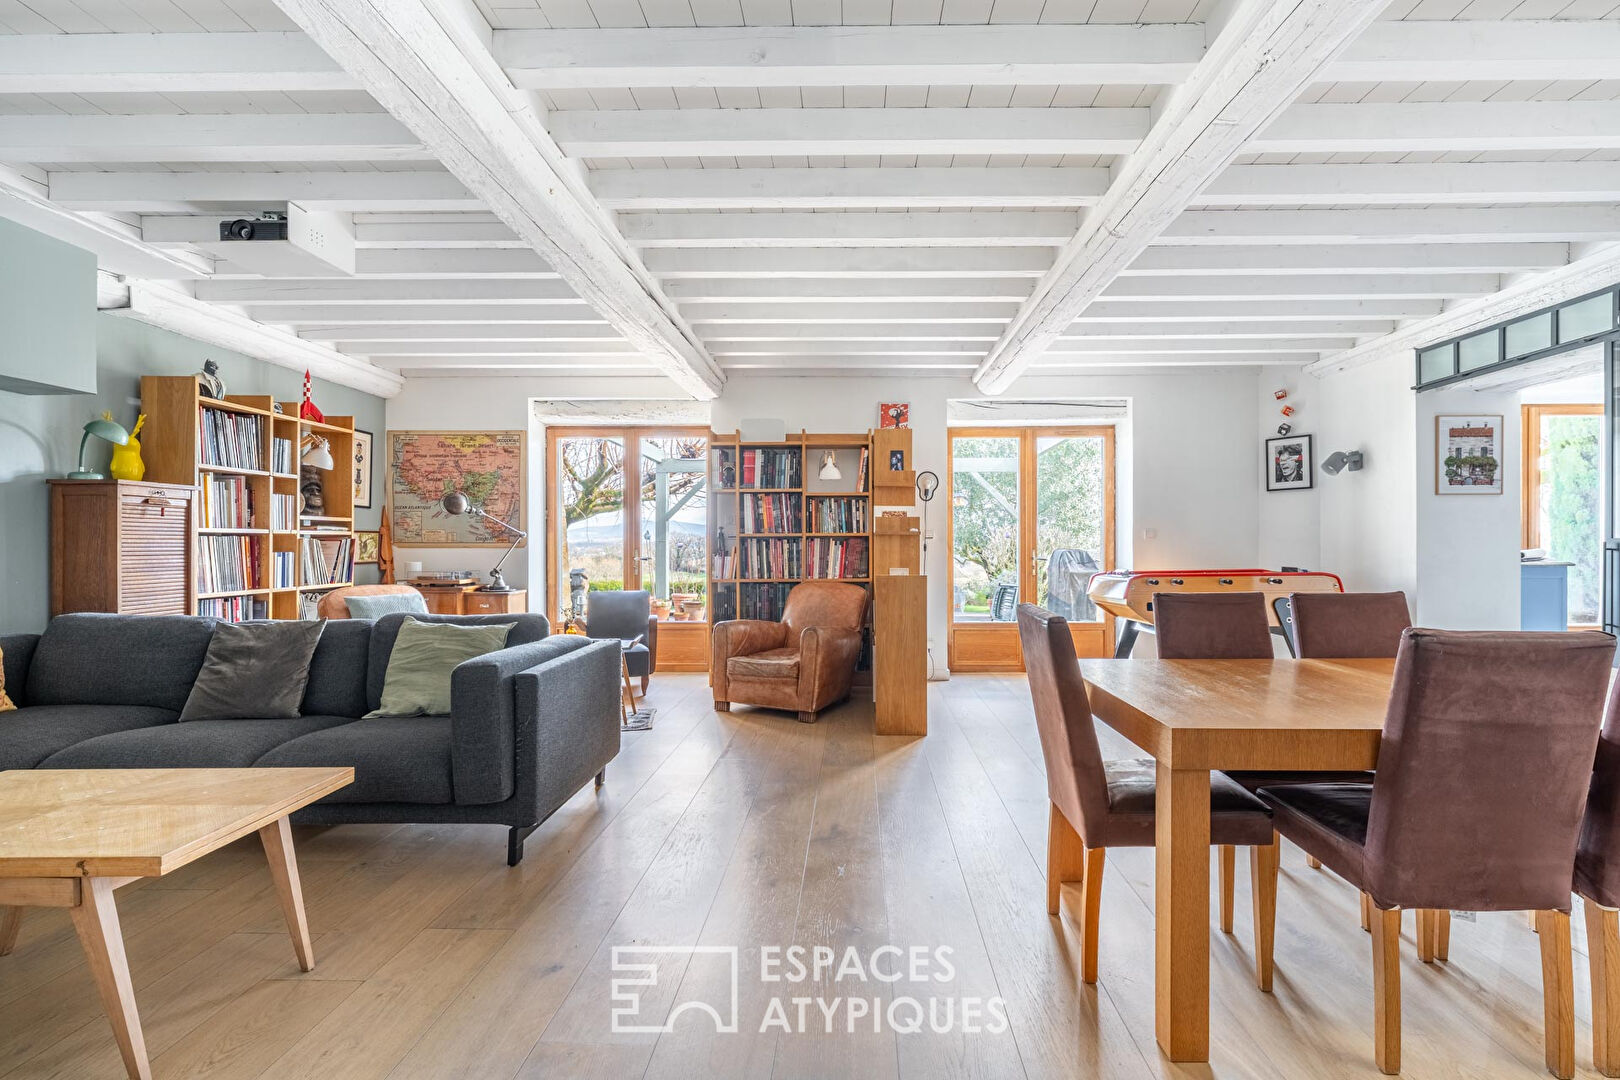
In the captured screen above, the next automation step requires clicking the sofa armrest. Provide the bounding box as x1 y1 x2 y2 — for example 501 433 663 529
512 639 621 818
798 626 862 713
711 619 789 700
450 636 599 805
1 634 38 707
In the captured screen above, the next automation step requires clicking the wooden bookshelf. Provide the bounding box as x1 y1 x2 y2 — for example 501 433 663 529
707 431 874 633
139 375 357 621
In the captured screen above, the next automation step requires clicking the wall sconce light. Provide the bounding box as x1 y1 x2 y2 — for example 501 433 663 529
1321 450 1365 476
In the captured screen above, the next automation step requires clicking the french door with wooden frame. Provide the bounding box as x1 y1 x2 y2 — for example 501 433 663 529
946 425 1116 672
544 425 712 670
1523 402 1604 629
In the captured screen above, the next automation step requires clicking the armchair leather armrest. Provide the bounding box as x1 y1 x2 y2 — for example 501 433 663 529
798 626 863 713
711 619 790 700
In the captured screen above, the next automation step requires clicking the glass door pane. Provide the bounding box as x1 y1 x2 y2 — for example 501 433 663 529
555 433 625 625
1535 412 1603 624
1033 433 1108 622
639 434 709 621
951 435 1021 622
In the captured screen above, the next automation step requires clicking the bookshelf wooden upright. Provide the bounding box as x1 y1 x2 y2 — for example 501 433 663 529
706 430 873 628
140 375 356 620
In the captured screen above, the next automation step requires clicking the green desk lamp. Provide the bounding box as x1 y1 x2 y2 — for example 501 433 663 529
69 413 130 480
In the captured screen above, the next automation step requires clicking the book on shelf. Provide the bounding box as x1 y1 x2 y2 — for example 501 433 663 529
807 536 869 579
271 437 295 474
272 550 297 589
739 537 802 579
738 582 794 621
711 544 739 580
270 493 298 531
856 447 869 493
199 406 265 471
197 534 260 594
809 495 868 533
201 475 255 529
198 595 268 622
300 535 353 587
741 493 803 534
739 447 801 489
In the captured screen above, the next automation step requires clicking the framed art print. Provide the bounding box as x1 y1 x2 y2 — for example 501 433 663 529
1265 434 1314 492
353 429 374 509
1436 414 1503 494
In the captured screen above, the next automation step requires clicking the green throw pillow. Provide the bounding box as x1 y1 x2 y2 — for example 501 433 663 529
366 618 515 718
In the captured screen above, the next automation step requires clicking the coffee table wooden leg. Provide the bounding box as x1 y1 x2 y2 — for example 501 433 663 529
0 907 21 956
1156 763 1211 1062
70 877 150 1080
259 816 315 972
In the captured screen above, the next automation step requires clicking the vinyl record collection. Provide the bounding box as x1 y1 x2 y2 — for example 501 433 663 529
200 475 255 529
197 534 260 594
198 595 268 622
199 407 264 471
300 535 353 587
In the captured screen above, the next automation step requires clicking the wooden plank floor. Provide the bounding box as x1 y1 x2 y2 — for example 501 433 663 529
0 673 1603 1078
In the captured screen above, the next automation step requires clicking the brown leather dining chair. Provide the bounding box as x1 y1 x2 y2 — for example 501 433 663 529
1017 603 1275 985
1576 677 1620 1077
1251 629 1615 1077
712 581 867 723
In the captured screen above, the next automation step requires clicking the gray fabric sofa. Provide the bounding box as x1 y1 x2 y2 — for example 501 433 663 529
0 611 622 864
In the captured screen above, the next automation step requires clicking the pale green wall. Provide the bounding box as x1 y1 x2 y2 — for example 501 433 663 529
0 315 386 634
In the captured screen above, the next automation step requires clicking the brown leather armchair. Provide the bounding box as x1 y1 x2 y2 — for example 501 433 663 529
712 581 868 723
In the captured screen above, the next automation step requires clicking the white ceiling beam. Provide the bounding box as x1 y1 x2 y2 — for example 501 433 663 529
298 323 617 341
683 302 1020 323
377 355 659 370
0 32 357 94
111 283 404 397
1255 101 1620 155
643 248 1054 278
699 324 1000 341
353 218 524 247
274 0 722 398
196 278 581 304
1064 320 1395 339
336 340 642 355
1071 298 1444 322
1308 245 1620 377
617 211 1082 248
1325 20 1620 84
246 301 604 324
1045 338 1348 354
550 107 1146 158
974 0 1462 392
725 355 979 369
496 24 1203 89
1197 162 1620 207
663 279 1033 302
710 341 991 355
1124 243 1567 276
590 168 1110 210
52 170 482 213
1100 274 1498 300
213 248 561 278
1160 207 1620 246
0 114 428 163
1032 353 1319 367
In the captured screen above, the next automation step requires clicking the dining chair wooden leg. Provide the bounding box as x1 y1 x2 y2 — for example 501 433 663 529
1306 854 1321 870
1417 910 1439 964
1046 803 1087 918
1361 891 1372 933
1585 900 1620 1078
1079 846 1106 985
1219 845 1236 934
1251 833 1280 992
1537 909 1576 1080
1370 901 1402 1076
1435 910 1450 961
0 906 21 956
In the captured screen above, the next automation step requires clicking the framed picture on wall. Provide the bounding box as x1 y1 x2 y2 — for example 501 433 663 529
355 530 381 565
1436 414 1503 495
353 429 374 509
1264 433 1314 492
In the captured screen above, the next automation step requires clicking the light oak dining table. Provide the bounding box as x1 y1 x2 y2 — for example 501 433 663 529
1078 655 1397 1062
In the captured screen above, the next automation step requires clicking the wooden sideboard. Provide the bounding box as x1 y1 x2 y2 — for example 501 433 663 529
49 479 196 616
408 584 528 616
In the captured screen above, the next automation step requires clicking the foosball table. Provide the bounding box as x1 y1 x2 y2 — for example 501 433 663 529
1086 568 1345 657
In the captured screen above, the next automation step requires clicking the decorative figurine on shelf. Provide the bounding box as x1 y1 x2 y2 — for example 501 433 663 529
68 412 129 480
299 433 334 515
299 369 325 423
108 413 146 481
198 359 225 400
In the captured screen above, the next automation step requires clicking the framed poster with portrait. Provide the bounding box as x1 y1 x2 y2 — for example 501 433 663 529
353 429 374 509
1436 414 1503 495
1264 433 1314 492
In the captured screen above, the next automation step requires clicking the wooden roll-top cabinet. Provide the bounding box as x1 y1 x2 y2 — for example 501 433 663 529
49 480 197 616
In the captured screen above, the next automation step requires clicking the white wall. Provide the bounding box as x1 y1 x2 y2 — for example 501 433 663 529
1256 368 1322 571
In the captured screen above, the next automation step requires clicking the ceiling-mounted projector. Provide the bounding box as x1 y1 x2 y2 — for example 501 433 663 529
219 213 288 242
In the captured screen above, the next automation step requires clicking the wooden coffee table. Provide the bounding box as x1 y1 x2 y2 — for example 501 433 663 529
0 767 353 1080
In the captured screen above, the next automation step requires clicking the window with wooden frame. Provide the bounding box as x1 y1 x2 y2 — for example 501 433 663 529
1522 402 1604 628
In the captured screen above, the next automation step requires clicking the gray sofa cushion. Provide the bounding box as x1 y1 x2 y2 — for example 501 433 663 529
301 619 373 718
181 620 326 721
0 704 178 769
365 612 548 713
256 716 454 804
28 613 215 712
42 714 354 769
1 634 38 706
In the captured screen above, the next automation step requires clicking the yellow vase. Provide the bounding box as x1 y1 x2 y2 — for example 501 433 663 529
109 413 146 482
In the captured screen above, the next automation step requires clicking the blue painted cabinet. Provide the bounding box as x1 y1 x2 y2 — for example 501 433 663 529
1521 561 1571 631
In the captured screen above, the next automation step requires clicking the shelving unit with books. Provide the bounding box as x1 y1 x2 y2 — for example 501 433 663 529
707 430 873 629
139 375 357 622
